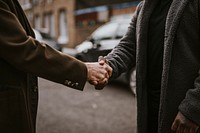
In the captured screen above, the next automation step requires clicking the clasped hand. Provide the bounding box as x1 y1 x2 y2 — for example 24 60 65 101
171 112 199 133
85 57 112 89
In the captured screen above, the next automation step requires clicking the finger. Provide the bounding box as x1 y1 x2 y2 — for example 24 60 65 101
189 127 199 133
98 78 108 85
189 128 198 133
104 65 112 77
90 69 106 80
183 128 189 133
98 56 106 62
177 124 184 133
171 120 179 132
89 80 98 85
98 59 112 77
98 56 106 65
95 78 108 90
99 60 106 65
189 128 195 133
193 125 199 133
104 70 109 79
99 69 110 79
108 67 112 77
195 127 199 133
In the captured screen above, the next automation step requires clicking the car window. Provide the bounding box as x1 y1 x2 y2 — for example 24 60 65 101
115 23 129 39
91 22 118 41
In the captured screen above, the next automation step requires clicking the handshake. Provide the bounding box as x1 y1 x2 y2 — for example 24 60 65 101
85 56 113 90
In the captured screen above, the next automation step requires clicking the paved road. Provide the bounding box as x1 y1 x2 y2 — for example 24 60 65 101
36 78 137 133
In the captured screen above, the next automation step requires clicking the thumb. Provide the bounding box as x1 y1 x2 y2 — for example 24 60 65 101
98 56 106 65
99 60 106 65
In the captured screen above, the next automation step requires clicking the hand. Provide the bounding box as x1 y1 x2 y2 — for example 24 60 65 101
85 62 112 87
171 112 199 133
98 56 112 76
94 56 113 90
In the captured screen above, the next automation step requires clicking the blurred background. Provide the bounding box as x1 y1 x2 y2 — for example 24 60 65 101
19 0 140 48
18 0 141 132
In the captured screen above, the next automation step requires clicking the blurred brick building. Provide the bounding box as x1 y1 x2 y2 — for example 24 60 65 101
18 0 140 47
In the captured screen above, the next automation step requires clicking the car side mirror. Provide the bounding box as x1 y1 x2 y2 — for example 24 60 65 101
93 43 101 49
96 43 101 48
88 37 95 44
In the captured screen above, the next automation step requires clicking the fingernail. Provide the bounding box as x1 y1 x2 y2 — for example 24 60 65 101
98 56 105 62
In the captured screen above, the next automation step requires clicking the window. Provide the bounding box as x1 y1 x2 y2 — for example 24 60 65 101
58 10 69 44
34 15 41 30
49 14 55 37
32 0 39 4
44 13 55 37
47 0 53 4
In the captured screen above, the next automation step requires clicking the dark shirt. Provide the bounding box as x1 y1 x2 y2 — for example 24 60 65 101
147 0 172 132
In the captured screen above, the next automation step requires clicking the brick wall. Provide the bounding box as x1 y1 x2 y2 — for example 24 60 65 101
30 0 76 47
20 0 140 48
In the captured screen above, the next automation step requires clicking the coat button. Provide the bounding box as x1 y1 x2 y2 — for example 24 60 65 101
68 81 72 86
64 80 69 85
75 83 79 87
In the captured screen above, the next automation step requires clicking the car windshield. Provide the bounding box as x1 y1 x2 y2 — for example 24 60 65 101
116 23 129 39
91 22 118 41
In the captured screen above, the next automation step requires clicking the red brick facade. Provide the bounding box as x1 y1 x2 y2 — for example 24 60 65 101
19 0 140 47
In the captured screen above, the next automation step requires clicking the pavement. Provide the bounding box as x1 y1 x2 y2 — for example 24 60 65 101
36 78 137 133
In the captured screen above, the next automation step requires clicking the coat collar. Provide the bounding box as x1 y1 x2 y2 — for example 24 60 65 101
136 0 191 72
162 0 191 75
138 0 191 51
141 0 191 37
165 0 191 39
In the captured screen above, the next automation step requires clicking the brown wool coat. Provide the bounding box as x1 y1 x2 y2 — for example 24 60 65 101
105 0 200 133
0 0 87 133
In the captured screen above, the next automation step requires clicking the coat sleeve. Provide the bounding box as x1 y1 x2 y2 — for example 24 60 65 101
179 71 200 125
0 1 87 90
104 1 143 79
178 1 200 125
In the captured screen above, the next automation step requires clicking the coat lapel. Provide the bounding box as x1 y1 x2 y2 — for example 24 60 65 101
136 0 159 133
162 0 191 90
165 0 191 41
136 0 158 81
159 0 191 132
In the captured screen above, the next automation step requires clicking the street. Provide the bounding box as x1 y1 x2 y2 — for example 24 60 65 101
36 78 137 133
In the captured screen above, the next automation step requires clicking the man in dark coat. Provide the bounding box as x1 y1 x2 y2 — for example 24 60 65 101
95 0 200 133
0 0 112 133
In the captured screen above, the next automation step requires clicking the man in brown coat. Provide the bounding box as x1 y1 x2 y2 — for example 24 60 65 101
0 0 112 133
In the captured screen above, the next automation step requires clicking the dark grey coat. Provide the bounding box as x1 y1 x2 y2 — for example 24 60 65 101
105 0 200 133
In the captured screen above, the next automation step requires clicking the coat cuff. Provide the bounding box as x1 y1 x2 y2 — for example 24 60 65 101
179 93 200 125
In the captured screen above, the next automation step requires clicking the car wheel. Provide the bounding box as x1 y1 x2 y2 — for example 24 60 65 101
129 69 136 96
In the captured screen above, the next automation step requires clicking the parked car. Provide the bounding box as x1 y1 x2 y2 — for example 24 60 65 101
73 15 136 95
33 29 62 51
76 19 131 60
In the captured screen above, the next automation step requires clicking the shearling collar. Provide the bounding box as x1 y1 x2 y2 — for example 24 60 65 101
165 0 191 38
